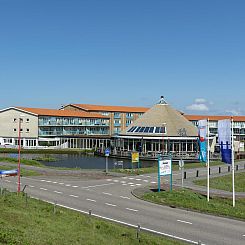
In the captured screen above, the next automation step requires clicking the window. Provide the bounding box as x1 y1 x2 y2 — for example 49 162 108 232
26 128 30 133
102 112 109 116
26 118 30 123
20 128 23 132
13 128 17 132
13 118 17 122
114 112 121 118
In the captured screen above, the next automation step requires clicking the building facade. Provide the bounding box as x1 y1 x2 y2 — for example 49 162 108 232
63 104 148 136
0 107 110 149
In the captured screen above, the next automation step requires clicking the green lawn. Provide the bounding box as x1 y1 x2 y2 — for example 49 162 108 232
0 157 43 167
194 172 245 192
142 189 245 220
112 161 224 175
0 192 184 245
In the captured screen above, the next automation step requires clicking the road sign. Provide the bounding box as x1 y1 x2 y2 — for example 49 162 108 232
131 152 139 163
105 148 110 157
159 159 172 176
179 159 184 168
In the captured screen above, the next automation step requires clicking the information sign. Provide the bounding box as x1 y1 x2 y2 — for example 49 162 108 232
131 152 139 163
159 159 172 176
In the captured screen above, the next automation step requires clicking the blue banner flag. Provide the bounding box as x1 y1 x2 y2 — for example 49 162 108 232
218 119 232 164
198 119 207 162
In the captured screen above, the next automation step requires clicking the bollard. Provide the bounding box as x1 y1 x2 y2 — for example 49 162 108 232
89 209 92 216
209 168 211 176
136 224 141 239
236 165 238 171
228 166 230 172
184 171 187 179
219 167 221 174
196 170 199 177
198 241 202 245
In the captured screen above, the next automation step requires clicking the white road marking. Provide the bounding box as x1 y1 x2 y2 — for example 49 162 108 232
135 178 141 181
145 176 151 178
50 203 203 245
40 180 46 182
86 198 96 202
105 203 117 207
5 180 11 182
129 177 134 180
65 184 71 187
59 183 64 185
113 180 119 182
135 183 142 186
128 182 134 185
177 219 193 225
52 182 57 184
40 188 47 191
242 234 245 237
126 208 138 212
130 185 135 187
54 190 63 194
46 180 51 183
122 177 128 179
72 185 78 188
120 196 130 199
122 184 127 186
82 183 114 189
29 185 34 188
143 180 149 182
151 181 157 184
106 179 112 181
120 181 126 183
69 194 78 198
102 192 112 196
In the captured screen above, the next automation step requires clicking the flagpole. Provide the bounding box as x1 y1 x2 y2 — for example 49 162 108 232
207 118 210 202
231 117 235 207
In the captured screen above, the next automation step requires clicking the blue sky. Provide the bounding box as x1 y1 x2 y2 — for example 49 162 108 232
0 0 244 115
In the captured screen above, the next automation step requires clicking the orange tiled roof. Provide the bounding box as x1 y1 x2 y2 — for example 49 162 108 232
69 104 149 113
17 107 108 119
184 114 245 122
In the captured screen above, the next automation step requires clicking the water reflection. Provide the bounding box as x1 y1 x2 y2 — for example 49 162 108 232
0 153 156 170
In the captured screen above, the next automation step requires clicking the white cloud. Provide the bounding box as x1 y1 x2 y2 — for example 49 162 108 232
186 103 209 111
194 98 206 104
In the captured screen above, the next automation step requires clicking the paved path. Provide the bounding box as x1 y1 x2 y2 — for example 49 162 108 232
1 161 245 245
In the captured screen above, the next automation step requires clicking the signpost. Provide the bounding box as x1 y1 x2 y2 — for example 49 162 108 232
158 156 172 192
131 152 140 173
179 159 184 188
105 148 110 174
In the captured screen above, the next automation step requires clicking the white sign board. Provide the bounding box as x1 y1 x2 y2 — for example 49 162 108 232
159 159 172 176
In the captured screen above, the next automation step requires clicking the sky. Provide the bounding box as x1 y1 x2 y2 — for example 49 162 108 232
0 0 244 115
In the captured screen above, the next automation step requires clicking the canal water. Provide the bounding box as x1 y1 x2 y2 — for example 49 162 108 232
0 153 157 170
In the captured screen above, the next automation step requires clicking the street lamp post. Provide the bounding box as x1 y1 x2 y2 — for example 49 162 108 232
17 118 22 193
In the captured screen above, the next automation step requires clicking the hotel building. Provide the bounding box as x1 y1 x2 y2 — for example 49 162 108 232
0 107 110 149
62 104 148 136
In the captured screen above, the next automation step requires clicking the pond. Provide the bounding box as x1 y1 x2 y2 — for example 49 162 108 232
0 153 157 170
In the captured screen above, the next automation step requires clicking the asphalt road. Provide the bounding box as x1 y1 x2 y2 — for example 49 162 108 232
1 162 245 245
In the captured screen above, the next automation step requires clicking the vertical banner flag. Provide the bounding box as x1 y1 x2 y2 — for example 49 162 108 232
218 119 232 164
198 119 207 162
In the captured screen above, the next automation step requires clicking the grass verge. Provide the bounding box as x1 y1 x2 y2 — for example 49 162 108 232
194 172 245 192
0 157 43 167
112 161 224 175
141 188 245 220
0 191 184 245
